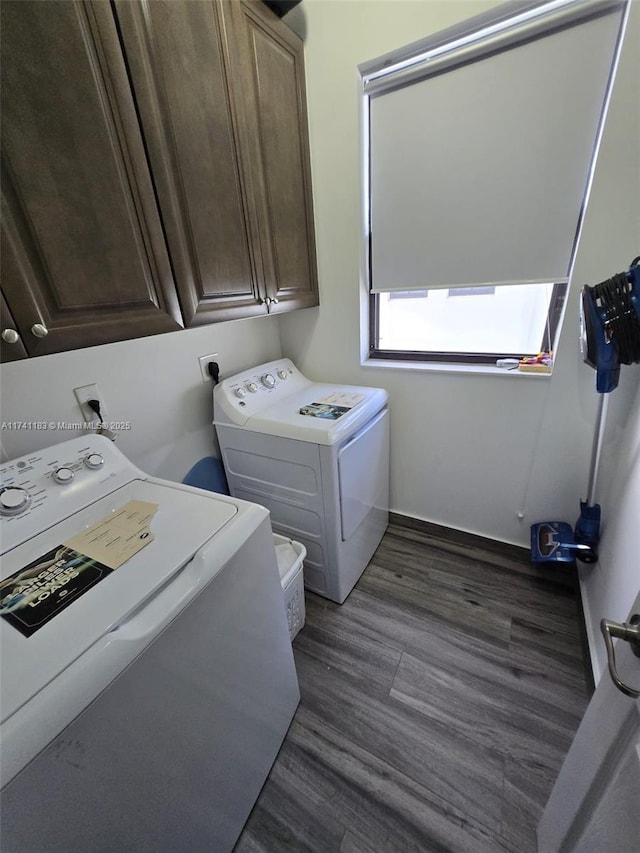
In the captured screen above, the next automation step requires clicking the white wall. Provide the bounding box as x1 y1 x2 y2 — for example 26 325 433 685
0 316 282 482
280 0 640 549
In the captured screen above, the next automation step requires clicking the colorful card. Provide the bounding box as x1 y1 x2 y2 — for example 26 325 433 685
0 546 113 637
299 392 365 420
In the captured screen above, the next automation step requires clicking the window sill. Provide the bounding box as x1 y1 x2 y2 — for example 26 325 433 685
363 357 553 378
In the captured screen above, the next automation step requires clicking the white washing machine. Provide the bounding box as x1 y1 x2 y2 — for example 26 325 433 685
0 435 299 852
214 359 390 603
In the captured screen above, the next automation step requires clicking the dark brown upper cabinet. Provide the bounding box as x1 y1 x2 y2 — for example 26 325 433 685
0 1 183 359
221 0 319 316
115 0 318 325
114 0 267 325
0 0 318 360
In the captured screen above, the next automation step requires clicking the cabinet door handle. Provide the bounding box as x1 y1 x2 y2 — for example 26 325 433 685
30 323 48 338
2 328 20 344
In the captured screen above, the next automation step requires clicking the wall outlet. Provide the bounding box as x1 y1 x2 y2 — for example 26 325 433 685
198 352 219 383
73 383 107 421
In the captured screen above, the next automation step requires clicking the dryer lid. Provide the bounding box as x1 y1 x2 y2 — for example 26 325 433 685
240 384 388 445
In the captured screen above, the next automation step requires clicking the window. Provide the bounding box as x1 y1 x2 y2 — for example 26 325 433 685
374 283 565 361
361 0 627 364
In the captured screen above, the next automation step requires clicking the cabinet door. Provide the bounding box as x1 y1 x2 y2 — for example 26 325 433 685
0 1 182 358
223 0 319 314
0 292 27 363
115 0 266 326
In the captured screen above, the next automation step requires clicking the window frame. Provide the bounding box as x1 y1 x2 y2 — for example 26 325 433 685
368 283 568 364
360 0 628 366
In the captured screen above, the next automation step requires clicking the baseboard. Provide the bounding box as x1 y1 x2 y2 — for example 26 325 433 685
575 579 598 696
389 511 531 563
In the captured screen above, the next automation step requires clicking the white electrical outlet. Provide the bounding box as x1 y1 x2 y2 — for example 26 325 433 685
73 383 107 421
198 352 219 383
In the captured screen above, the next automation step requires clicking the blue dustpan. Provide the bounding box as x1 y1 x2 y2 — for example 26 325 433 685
530 521 578 564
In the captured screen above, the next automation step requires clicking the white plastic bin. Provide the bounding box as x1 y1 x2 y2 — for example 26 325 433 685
273 534 306 641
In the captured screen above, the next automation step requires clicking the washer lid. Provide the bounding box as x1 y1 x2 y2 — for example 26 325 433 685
0 480 238 724
241 384 389 445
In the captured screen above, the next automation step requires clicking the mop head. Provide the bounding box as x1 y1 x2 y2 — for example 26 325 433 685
530 522 576 564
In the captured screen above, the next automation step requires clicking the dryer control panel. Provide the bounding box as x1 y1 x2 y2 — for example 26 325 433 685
213 358 311 426
0 436 140 554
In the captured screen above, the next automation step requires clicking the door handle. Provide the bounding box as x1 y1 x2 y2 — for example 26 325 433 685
600 615 640 698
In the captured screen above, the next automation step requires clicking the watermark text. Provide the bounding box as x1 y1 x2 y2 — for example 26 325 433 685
1 421 132 431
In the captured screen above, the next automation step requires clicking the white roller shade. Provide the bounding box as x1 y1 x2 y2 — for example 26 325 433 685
368 5 625 293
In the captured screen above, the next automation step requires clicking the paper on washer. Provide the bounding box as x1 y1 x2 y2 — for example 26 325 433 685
315 392 365 408
63 500 158 570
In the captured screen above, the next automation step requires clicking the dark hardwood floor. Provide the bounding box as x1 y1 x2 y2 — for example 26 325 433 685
235 521 590 853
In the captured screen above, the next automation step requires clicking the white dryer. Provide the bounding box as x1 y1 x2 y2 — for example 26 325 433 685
214 359 389 603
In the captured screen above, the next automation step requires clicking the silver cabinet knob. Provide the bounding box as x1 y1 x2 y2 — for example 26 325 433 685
2 328 19 344
31 323 48 338
262 296 279 311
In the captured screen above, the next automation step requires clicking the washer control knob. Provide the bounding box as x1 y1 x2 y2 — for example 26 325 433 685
234 387 247 399
277 369 288 380
261 373 276 389
53 466 75 485
246 382 258 393
84 453 104 470
0 486 31 516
